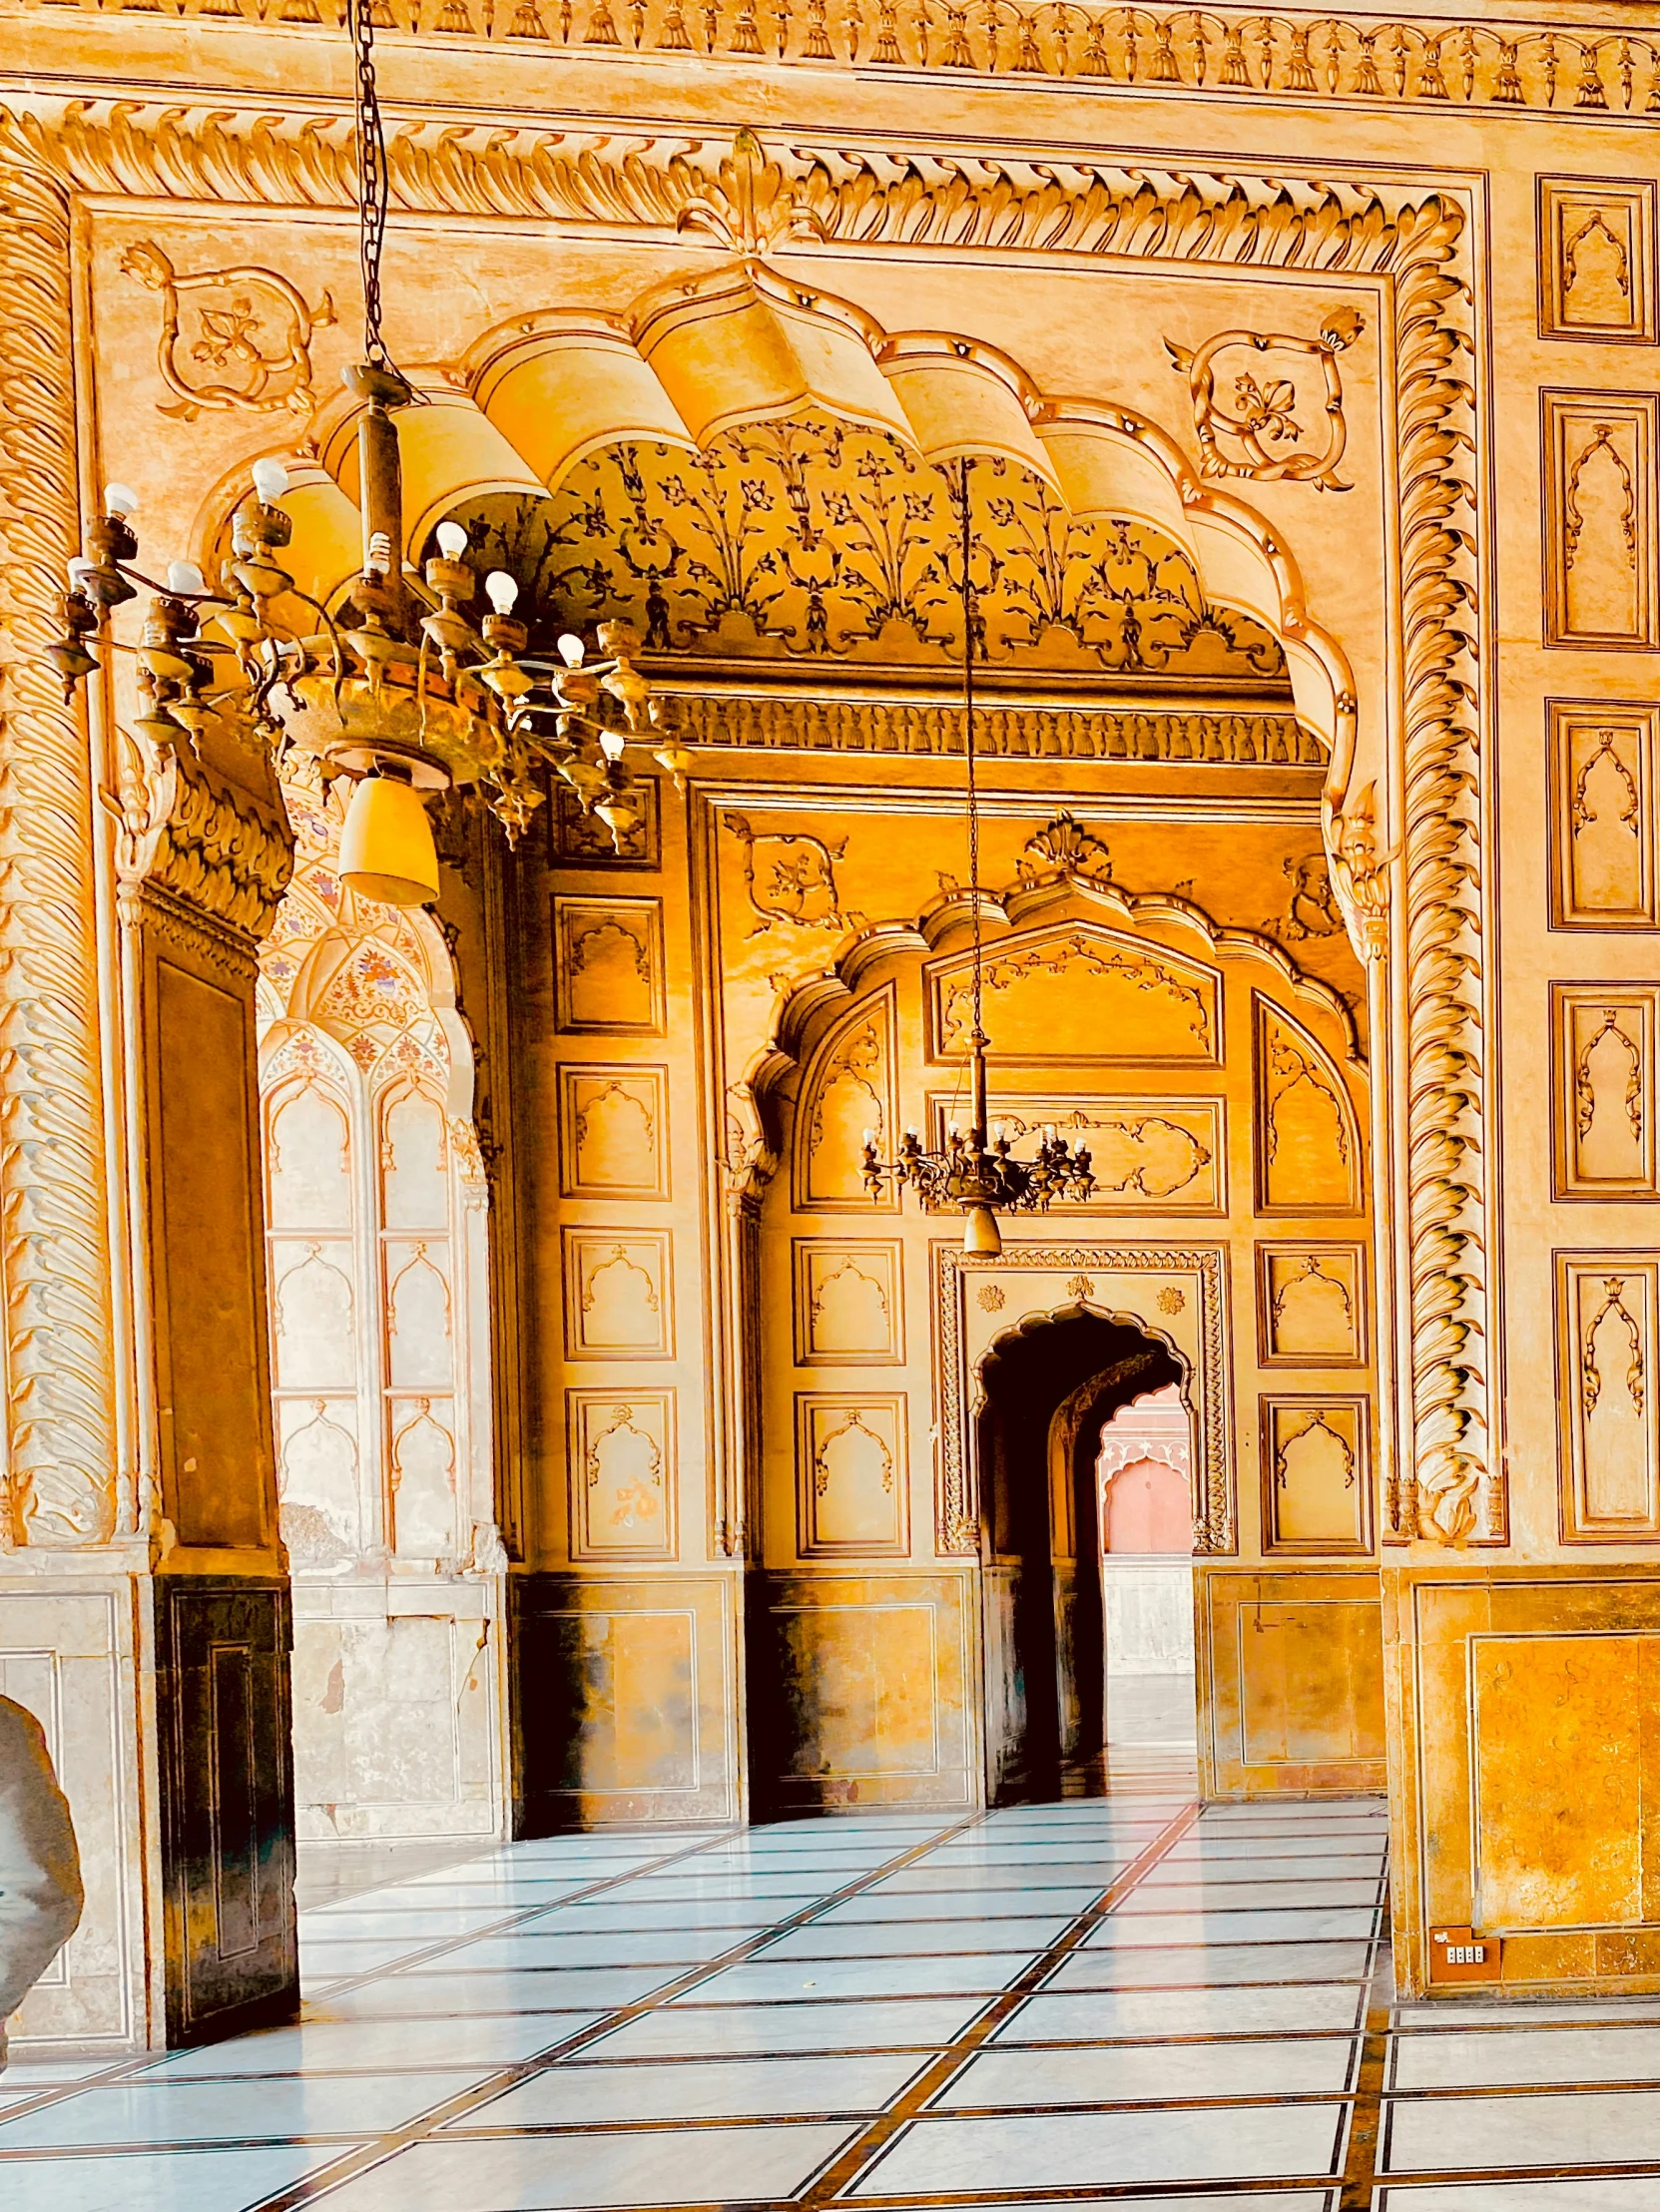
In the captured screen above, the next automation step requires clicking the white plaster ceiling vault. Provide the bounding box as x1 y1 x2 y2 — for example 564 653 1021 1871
206 261 1357 772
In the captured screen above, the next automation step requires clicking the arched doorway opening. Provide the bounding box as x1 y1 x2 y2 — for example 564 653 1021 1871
1098 1383 1198 1778
976 1308 1185 1805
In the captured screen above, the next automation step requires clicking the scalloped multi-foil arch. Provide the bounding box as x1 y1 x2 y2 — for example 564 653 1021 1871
217 261 1357 779
749 867 1369 1190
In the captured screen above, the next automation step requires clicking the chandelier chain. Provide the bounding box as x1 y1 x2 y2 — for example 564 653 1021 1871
960 457 983 1053
346 0 393 373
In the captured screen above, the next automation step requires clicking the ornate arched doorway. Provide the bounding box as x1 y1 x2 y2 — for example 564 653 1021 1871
976 1307 1185 1802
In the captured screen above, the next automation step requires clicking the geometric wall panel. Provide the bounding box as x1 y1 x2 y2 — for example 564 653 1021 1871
1551 983 1660 1199
795 1392 908 1556
1256 1243 1367 1366
553 895 665 1033
1549 700 1660 929
796 985 898 1213
561 1229 674 1358
559 1065 670 1199
793 1241 904 1366
1541 391 1659 651
1259 1394 1373 1555
1555 1253 1660 1541
1472 1631 1660 1932
931 1093 1225 1213
1254 997 1361 1215
930 922 1221 1067
1538 179 1657 345
566 1388 677 1559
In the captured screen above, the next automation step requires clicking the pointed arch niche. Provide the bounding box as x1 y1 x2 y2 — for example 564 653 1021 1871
750 873 1383 1810
258 772 506 1844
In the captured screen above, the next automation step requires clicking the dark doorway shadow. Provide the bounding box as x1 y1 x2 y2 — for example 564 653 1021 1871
975 1307 1184 1805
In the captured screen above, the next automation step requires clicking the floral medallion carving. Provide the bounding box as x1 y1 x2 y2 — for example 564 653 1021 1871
1166 306 1365 491
119 239 334 421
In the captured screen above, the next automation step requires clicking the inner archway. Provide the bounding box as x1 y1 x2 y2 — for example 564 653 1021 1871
976 1308 1185 1806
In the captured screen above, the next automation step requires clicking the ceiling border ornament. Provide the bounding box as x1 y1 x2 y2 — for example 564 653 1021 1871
0 104 1491 1546
6 6 1658 121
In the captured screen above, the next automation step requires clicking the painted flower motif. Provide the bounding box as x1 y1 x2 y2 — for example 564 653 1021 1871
1157 1286 1186 1315
976 1285 1005 1312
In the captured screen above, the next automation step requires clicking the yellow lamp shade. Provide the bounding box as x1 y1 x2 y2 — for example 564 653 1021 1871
338 774 440 906
962 1203 1002 1258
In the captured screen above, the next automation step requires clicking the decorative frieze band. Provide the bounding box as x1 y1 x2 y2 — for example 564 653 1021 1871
676 696 1320 768
8 2 1659 123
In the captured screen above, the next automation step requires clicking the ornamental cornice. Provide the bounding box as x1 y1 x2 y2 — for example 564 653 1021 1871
1 4 1655 122
0 106 1493 1548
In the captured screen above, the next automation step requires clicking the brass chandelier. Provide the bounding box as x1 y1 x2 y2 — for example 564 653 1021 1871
49 0 691 902
860 461 1096 1256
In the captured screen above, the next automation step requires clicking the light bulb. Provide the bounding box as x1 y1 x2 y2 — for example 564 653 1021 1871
251 457 289 503
557 632 585 668
598 727 627 762
435 521 468 559
366 530 392 575
104 482 138 518
484 570 518 615
862 1127 876 1147
67 557 96 588
167 560 206 595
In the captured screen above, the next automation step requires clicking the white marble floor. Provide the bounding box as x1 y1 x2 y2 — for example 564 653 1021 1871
7 1787 1660 2208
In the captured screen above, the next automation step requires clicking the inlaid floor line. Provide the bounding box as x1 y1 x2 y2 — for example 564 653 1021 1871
794 1797 1205 2208
0 1831 747 2131
242 1809 996 2211
1336 1967 1390 2208
298 1830 826 1996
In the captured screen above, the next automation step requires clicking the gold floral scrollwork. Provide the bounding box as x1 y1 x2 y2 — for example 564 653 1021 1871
725 813 864 936
1016 813 1113 885
120 240 334 422
114 721 294 953
813 1407 893 1496
1329 781 1393 963
1563 423 1639 574
1575 1007 1644 1145
1275 1408 1357 1491
1581 1275 1645 1419
1165 305 1365 492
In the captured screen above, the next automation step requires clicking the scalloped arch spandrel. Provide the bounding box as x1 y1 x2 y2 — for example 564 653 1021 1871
792 983 898 1215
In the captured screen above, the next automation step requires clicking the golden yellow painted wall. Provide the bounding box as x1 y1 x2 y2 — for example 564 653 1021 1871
15 0 1660 2031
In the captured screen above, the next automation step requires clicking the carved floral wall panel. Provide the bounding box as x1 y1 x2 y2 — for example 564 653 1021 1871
926 1093 1225 1214
1256 1244 1368 1367
793 1241 904 1367
1538 179 1658 345
795 986 898 1213
561 1229 674 1359
1542 392 1660 651
566 1389 677 1560
929 925 1222 1067
552 896 666 1034
795 1394 908 1557
1549 702 1660 930
1556 1255 1660 1541
455 435 1290 696
1552 985 1659 1201
1260 1396 1373 1556
559 1066 670 1201
1254 999 1361 1215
